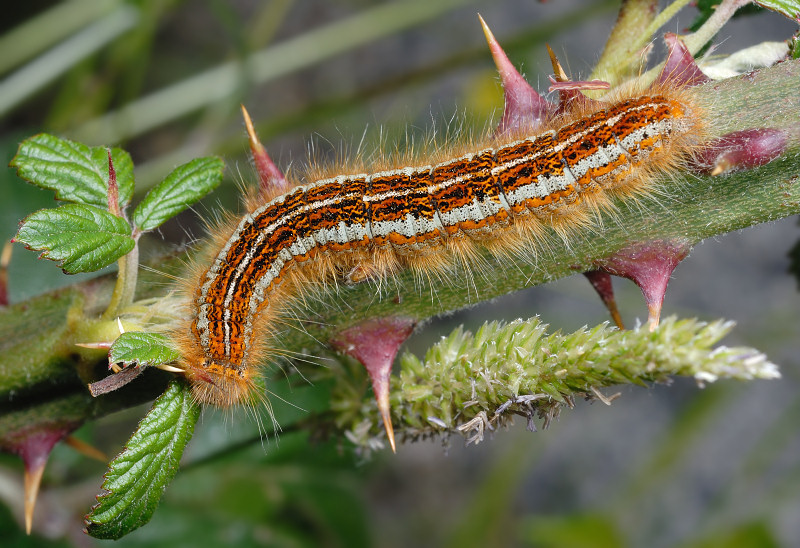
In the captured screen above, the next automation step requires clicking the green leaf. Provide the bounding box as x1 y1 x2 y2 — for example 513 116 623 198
15 204 134 274
84 380 200 540
10 134 134 208
109 332 180 368
132 156 224 231
754 0 800 20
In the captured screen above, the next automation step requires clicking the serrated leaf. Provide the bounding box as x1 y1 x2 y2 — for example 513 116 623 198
85 381 200 540
10 134 134 208
132 156 224 231
15 204 134 274
109 332 180 368
754 0 800 19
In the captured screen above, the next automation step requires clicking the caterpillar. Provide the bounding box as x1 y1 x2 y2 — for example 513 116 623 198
170 36 705 409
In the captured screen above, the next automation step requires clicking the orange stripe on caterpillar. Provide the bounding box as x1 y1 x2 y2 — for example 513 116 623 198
173 90 703 407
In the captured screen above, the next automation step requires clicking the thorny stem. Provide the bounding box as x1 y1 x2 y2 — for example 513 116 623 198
1 56 799 448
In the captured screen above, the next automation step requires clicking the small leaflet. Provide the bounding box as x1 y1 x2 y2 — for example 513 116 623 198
15 204 134 274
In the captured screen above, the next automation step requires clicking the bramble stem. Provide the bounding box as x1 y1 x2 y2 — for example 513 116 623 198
102 241 139 321
1 59 799 438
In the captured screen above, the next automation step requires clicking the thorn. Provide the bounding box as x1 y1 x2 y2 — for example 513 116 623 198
1 240 12 267
546 44 569 82
595 240 692 330
330 316 416 453
64 436 108 462
8 427 78 535
545 44 606 112
709 163 726 177
583 270 625 329
116 317 125 334
24 459 45 534
694 128 789 176
647 303 661 331
479 15 550 136
656 33 710 87
378 389 397 453
0 240 11 306
241 104 289 197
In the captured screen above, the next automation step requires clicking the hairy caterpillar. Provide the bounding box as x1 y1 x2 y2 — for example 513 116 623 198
170 74 704 408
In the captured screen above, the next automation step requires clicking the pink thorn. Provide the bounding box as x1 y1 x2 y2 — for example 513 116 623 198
106 150 121 218
693 128 789 176
655 33 710 87
240 105 289 198
330 316 416 453
0 240 11 306
583 270 625 329
478 15 551 137
595 239 692 330
1 422 80 533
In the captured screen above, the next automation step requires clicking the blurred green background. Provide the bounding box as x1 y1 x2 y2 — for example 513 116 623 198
2 1 800 546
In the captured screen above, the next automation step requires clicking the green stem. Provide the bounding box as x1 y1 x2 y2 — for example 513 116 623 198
683 0 753 53
592 0 661 83
102 240 139 321
640 0 694 44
